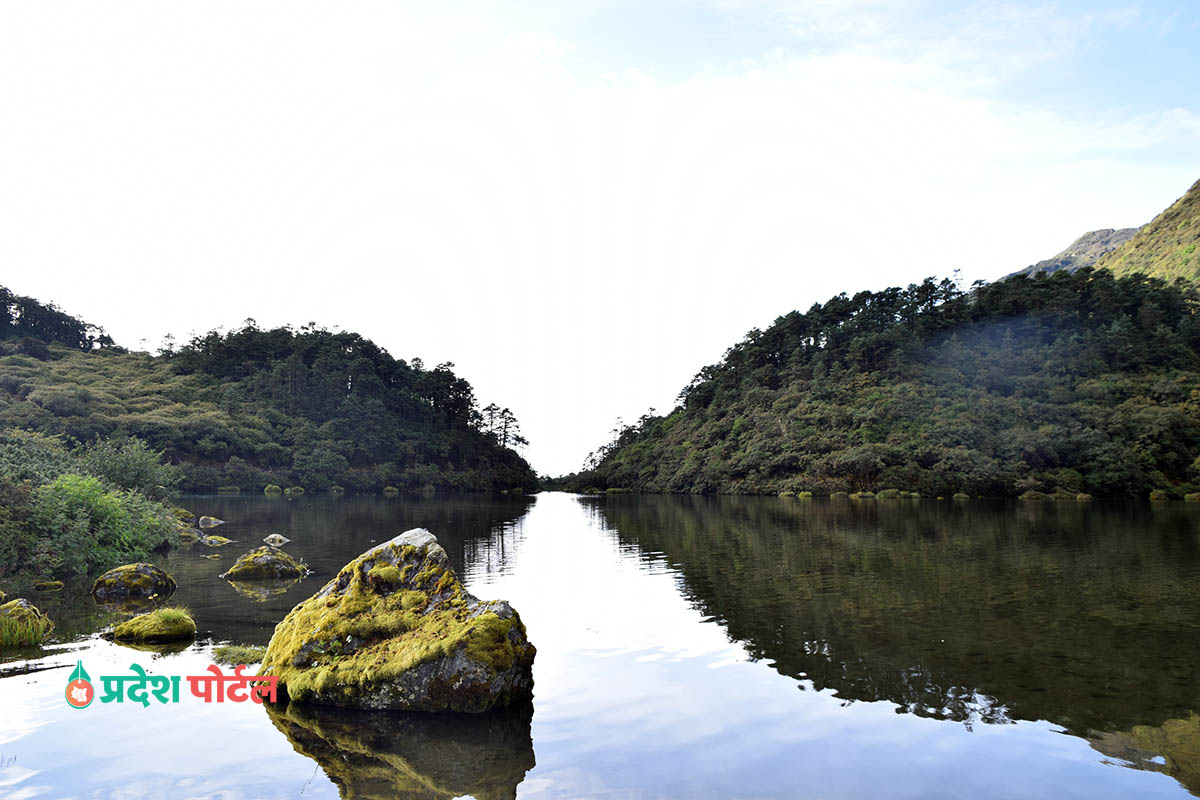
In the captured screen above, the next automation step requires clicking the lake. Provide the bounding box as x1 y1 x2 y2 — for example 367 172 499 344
2 492 1199 799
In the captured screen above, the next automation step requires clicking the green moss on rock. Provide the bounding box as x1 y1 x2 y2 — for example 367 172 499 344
91 563 177 602
221 546 308 581
260 528 535 713
33 580 64 592
1150 489 1171 502
111 607 196 643
0 598 54 648
213 643 268 666
264 484 283 495
382 486 400 497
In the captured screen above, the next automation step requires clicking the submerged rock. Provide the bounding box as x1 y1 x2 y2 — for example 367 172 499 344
262 534 290 548
91 563 177 602
260 528 535 713
266 700 535 800
221 547 309 581
0 598 55 647
198 515 226 529
111 607 196 643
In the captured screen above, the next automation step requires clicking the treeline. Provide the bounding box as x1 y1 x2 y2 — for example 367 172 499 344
0 303 537 493
562 269 1200 498
0 284 113 353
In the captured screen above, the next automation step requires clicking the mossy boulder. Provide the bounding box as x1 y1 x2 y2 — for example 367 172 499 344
33 580 64 592
201 535 234 547
199 515 226 529
382 486 400 497
264 484 283 495
952 492 971 500
111 607 196 643
217 486 242 494
1185 492 1200 503
262 534 290 547
260 528 536 713
221 547 309 581
91 563 177 602
173 507 198 526
284 486 306 496
0 598 54 647
1150 489 1171 502
875 488 902 499
329 485 345 495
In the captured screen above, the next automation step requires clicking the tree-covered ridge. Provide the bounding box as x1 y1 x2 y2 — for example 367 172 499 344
564 269 1200 497
0 284 113 353
0 316 537 493
1096 177 1200 282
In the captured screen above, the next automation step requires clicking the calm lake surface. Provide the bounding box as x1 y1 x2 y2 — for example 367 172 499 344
3 492 1200 799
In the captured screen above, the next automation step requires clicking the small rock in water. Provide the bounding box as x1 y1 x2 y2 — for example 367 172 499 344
221 547 309 581
201 535 234 547
263 534 290 547
91 563 178 601
198 515 226 529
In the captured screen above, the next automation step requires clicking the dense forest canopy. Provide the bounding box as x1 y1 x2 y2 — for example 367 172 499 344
0 294 536 493
560 268 1200 498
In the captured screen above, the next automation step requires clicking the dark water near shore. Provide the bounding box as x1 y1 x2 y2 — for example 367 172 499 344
2 493 1200 798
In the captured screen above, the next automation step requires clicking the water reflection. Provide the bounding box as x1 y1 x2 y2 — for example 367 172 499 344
267 701 536 800
589 495 1200 753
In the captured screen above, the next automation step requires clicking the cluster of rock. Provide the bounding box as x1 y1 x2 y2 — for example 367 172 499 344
3 503 536 715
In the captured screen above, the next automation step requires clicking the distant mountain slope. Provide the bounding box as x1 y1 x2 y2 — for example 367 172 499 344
1096 178 1200 283
1006 227 1138 279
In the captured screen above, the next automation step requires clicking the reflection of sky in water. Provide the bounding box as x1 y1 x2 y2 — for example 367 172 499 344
0 493 1194 799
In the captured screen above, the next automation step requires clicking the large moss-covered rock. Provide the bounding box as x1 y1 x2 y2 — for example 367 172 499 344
222 547 309 580
91 563 177 602
111 607 196 643
260 529 535 713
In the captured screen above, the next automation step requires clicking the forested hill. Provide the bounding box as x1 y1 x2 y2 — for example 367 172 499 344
0 290 537 493
560 269 1200 498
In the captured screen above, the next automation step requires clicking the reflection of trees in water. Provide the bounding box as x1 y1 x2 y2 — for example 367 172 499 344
589 495 1200 736
266 701 535 800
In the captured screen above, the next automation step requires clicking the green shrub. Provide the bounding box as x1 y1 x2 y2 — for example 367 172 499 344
75 437 180 495
29 474 176 579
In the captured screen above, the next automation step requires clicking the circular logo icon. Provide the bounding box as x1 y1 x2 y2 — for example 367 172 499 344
66 677 94 709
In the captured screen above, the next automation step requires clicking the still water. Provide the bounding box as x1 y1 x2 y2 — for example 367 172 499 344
2 492 1200 799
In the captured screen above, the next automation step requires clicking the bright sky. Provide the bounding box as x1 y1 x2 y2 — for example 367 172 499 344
2 1 1198 476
